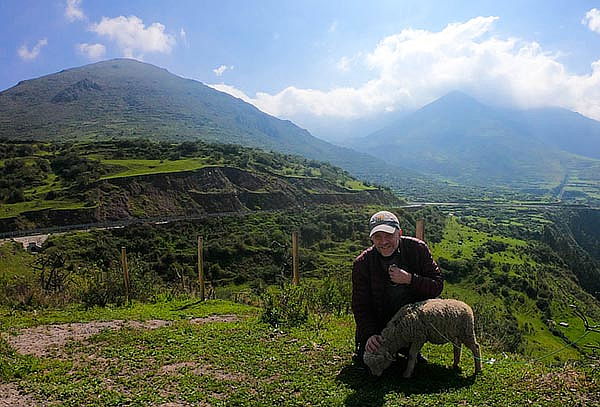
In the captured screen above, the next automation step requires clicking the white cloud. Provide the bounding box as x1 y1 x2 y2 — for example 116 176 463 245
583 8 600 34
17 38 48 61
210 16 600 122
65 0 85 22
213 65 233 76
77 43 106 60
90 15 175 58
210 83 250 101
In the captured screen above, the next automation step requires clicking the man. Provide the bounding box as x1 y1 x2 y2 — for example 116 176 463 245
352 210 443 363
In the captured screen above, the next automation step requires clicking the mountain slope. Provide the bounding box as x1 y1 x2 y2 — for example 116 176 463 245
512 107 600 160
0 58 311 152
0 58 447 201
356 91 600 195
0 139 401 233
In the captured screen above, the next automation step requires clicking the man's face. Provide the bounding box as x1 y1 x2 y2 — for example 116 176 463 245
371 229 401 257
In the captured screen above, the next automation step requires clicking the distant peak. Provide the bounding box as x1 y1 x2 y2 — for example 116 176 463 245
437 90 479 103
419 91 486 113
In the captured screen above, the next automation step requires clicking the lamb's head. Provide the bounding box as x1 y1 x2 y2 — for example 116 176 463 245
363 349 395 376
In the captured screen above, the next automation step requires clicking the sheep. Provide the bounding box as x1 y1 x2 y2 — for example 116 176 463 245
363 298 482 378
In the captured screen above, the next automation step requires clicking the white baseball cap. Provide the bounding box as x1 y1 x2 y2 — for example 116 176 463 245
369 210 400 237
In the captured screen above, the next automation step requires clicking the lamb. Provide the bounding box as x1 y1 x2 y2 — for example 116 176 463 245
363 298 482 378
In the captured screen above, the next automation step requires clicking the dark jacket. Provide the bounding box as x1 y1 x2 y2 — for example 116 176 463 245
351 236 443 352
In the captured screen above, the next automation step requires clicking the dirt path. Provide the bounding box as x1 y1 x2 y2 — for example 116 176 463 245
1 315 239 406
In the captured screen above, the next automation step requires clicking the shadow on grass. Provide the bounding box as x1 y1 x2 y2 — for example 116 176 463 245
336 359 477 407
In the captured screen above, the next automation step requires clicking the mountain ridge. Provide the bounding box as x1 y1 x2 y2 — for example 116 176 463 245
354 91 600 202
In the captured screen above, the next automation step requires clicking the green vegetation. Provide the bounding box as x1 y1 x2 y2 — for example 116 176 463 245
101 158 208 178
2 204 598 360
1 203 599 405
1 58 599 404
0 298 598 406
0 139 377 220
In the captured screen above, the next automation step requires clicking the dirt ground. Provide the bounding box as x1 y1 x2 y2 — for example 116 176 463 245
0 315 239 406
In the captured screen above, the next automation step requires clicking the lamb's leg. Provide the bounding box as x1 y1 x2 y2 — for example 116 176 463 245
452 339 462 369
465 340 482 373
403 342 424 378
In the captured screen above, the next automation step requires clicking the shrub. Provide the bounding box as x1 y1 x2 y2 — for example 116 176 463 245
260 284 309 328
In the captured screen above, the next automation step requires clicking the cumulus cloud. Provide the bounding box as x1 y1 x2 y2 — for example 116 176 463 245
17 38 48 61
213 65 234 76
90 15 175 58
77 43 106 60
583 8 600 34
210 16 600 122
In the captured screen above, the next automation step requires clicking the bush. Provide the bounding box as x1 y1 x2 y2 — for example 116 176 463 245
79 266 126 308
259 272 351 328
260 284 310 328
314 275 351 316
79 257 164 308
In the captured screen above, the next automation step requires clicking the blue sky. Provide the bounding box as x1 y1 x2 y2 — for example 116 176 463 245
2 1 600 139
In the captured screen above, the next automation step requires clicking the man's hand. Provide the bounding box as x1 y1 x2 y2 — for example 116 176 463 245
389 265 412 285
366 334 383 353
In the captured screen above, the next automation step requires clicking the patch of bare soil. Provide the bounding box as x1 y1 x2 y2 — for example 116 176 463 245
0 383 45 407
193 363 248 382
3 319 170 357
1 314 239 406
3 315 239 358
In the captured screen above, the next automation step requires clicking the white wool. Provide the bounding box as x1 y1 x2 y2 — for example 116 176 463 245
363 298 482 378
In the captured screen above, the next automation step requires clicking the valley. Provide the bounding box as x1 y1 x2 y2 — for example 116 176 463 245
0 59 599 406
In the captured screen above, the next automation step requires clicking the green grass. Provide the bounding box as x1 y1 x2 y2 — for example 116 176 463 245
100 158 209 178
430 216 599 361
0 241 34 276
343 179 377 191
0 199 88 219
1 299 597 406
431 216 528 263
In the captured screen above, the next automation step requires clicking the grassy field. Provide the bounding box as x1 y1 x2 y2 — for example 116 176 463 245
0 199 88 219
100 158 210 179
432 216 529 264
1 298 597 407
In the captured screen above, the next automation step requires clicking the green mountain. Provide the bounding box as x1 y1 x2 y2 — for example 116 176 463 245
513 107 600 160
0 58 439 201
0 58 329 155
356 91 600 202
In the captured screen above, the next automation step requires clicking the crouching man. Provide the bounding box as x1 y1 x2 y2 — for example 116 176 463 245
352 210 444 366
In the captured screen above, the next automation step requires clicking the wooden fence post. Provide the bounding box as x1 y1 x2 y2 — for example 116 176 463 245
121 246 130 304
198 236 205 301
416 219 425 241
292 231 300 285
